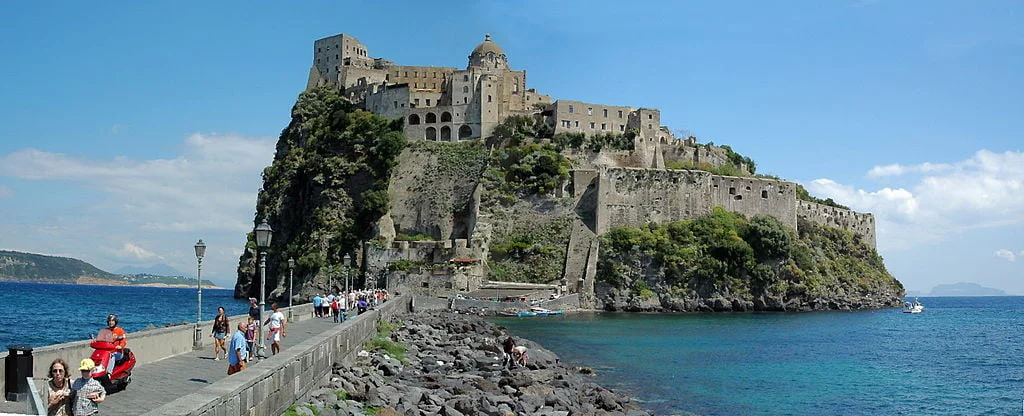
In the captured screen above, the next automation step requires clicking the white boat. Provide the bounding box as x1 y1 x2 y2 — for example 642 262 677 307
903 298 924 314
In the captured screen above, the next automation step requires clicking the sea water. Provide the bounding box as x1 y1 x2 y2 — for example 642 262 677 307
0 281 250 348
495 297 1024 415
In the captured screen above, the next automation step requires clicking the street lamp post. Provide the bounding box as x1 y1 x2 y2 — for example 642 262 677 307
288 257 295 319
343 253 351 295
254 220 273 358
193 239 206 349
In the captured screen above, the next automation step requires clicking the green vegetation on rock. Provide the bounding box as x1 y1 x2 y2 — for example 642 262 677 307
239 86 407 296
598 208 901 310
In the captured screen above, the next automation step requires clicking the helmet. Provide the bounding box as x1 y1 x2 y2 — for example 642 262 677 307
107 314 119 326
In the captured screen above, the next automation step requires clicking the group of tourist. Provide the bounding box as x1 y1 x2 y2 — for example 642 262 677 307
312 289 390 322
225 299 287 375
45 314 126 415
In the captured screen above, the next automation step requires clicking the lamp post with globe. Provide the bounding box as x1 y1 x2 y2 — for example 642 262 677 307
193 239 206 349
254 220 273 357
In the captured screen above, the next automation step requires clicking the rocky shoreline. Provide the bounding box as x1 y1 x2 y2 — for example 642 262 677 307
292 310 652 416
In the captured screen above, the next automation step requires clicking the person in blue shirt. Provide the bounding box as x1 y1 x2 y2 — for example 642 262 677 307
227 321 248 375
312 295 323 318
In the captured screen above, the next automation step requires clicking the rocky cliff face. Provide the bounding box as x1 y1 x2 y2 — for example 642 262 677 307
593 214 904 312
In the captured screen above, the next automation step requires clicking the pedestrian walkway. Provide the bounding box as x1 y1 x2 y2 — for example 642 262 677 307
102 315 349 415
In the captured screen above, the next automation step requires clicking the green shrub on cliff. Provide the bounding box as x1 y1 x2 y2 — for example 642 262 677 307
241 86 406 292
598 208 900 300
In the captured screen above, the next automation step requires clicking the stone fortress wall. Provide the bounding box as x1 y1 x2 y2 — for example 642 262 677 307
797 201 876 248
591 168 801 234
309 32 878 298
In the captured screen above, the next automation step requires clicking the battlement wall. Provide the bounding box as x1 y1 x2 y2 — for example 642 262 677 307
710 175 798 229
797 201 876 248
596 168 715 233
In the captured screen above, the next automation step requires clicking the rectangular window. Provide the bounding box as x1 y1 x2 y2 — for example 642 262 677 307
587 107 593 115
432 83 436 88
649 114 653 119
404 71 408 77
433 72 437 78
414 98 420 105
568 105 574 113
620 125 625 131
562 120 570 127
618 110 623 118
426 99 431 106
603 109 608 117
575 121 580 127
601 123 606 130
590 122 596 129
393 101 398 109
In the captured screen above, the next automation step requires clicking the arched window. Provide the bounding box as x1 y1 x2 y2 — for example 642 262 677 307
426 113 437 123
463 75 469 82
425 127 437 141
458 125 473 139
408 114 420 125
463 86 469 93
441 126 452 141
441 112 452 122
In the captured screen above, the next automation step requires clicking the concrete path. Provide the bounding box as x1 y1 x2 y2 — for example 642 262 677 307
102 315 353 416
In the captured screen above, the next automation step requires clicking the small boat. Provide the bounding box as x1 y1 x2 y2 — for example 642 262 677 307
498 307 563 317
903 298 924 314
530 307 564 317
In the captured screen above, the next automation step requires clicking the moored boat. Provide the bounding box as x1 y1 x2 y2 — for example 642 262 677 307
903 298 924 314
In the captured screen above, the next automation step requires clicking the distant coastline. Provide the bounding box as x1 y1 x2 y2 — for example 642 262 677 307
0 277 224 290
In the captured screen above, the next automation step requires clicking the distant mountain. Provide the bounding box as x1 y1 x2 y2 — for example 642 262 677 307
0 250 216 287
0 250 118 283
115 263 188 277
913 282 1011 297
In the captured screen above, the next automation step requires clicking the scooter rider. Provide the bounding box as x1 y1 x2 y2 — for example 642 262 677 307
95 314 126 374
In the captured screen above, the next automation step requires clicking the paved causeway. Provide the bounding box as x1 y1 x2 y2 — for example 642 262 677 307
104 316 347 415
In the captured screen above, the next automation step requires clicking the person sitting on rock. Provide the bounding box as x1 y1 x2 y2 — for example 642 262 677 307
512 345 528 368
501 337 516 368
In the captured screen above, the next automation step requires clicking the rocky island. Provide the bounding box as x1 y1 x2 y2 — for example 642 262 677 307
234 33 903 312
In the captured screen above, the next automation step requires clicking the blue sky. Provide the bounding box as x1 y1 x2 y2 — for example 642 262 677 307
1 1 1021 293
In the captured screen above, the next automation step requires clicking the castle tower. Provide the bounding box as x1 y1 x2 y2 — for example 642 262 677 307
468 34 509 70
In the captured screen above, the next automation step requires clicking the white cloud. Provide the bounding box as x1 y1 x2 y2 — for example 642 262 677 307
0 133 275 285
0 184 12 198
994 249 1016 262
0 133 275 233
807 149 1024 250
866 162 953 178
114 242 162 261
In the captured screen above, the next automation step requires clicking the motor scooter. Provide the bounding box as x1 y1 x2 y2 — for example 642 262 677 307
89 340 136 394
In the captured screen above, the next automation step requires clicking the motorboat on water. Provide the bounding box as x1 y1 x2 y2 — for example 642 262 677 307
499 307 564 317
903 298 924 314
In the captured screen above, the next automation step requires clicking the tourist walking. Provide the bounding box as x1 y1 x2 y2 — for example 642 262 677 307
312 294 322 318
46 359 71 416
264 302 286 355
211 306 229 360
227 321 248 375
337 292 348 323
247 297 261 356
70 359 105 416
244 315 257 361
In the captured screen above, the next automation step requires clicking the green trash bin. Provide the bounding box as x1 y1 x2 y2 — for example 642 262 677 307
5 344 33 401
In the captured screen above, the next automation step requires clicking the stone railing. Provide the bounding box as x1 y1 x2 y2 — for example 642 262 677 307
1 303 317 404
142 296 410 415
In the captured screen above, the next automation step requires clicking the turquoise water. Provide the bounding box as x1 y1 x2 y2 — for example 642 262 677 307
495 297 1024 415
0 281 250 348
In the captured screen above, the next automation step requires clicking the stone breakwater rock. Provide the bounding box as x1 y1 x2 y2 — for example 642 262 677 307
597 283 904 312
293 311 653 416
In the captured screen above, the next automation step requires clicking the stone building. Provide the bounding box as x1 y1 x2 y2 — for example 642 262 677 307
308 33 551 141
